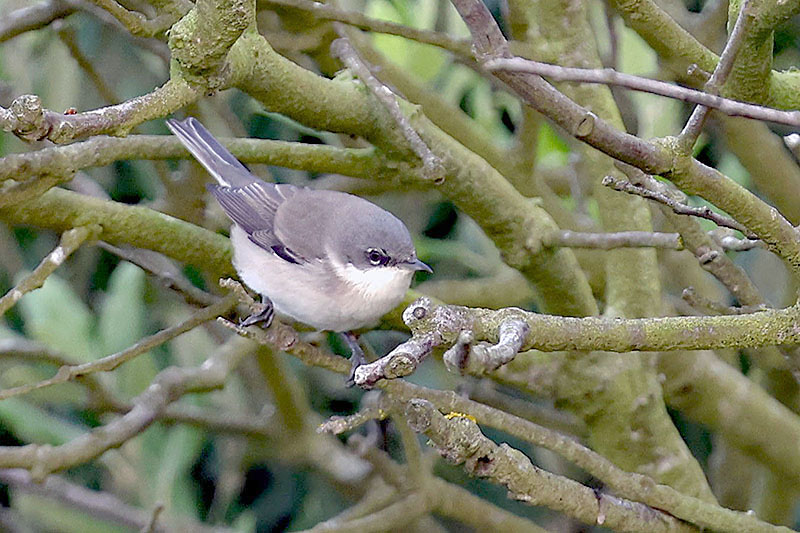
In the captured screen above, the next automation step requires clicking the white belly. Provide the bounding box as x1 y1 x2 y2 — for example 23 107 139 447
230 226 411 331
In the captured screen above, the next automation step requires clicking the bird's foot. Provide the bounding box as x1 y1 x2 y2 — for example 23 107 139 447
342 331 366 388
241 297 274 328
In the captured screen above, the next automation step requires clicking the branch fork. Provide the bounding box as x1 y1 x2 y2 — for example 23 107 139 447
353 297 530 388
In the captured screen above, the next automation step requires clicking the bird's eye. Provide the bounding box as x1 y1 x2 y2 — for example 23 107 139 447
366 248 389 266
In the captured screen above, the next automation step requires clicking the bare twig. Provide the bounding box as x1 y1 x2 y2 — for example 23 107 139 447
260 0 471 56
0 79 199 143
678 0 752 149
404 399 696 533
99 242 218 307
0 338 119 408
0 332 251 479
296 492 431 533
482 57 800 130
0 134 420 186
0 0 76 43
57 23 119 104
682 287 769 315
614 162 768 307
546 229 759 252
0 226 100 316
602 175 757 238
318 404 386 435
84 0 180 36
354 332 437 389
0 294 237 401
0 469 232 533
330 37 445 182
462 380 587 438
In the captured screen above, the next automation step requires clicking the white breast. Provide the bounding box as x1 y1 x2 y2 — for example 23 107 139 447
229 226 412 331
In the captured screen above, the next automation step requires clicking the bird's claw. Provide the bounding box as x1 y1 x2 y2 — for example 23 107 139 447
342 332 367 388
240 298 274 328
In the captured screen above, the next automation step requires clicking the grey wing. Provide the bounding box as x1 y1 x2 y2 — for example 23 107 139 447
210 181 308 264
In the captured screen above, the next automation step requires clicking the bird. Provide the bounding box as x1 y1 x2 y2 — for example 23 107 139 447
166 117 431 384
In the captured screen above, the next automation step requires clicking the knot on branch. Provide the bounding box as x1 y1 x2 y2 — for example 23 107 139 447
353 298 529 388
444 319 529 375
405 399 485 464
6 95 50 140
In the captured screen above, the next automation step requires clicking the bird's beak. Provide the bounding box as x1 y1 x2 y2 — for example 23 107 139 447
403 258 433 273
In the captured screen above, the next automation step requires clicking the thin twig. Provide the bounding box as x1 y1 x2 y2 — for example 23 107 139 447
99 242 218 307
260 0 471 56
681 287 769 315
0 333 252 479
297 492 431 533
57 23 120 104
0 0 75 43
330 36 445 182
0 469 232 533
84 0 179 36
0 338 120 408
483 57 800 129
678 0 752 149
0 225 100 316
0 294 238 401
0 79 200 143
614 162 768 307
602 175 757 238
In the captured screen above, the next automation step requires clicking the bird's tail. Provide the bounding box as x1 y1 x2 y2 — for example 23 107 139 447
166 117 255 188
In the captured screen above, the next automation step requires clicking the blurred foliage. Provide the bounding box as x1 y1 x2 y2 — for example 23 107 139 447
1 0 800 531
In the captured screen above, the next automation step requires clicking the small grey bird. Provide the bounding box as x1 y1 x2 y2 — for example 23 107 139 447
166 117 431 384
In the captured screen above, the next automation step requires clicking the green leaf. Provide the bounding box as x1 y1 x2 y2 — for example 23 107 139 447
14 493 131 533
536 123 570 167
98 262 157 397
18 273 98 363
0 398 84 444
154 426 205 517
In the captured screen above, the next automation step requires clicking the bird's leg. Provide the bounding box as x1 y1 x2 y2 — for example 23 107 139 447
342 331 366 387
241 295 274 328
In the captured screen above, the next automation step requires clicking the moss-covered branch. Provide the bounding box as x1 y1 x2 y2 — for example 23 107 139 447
0 188 233 278
405 399 697 533
0 134 423 184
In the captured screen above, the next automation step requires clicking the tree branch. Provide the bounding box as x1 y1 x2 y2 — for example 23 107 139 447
602 175 757 238
330 37 444 182
259 0 471 56
678 0 752 149
0 332 250 479
482 55 800 129
354 296 800 387
0 80 200 143
0 0 76 43
0 226 100 316
404 399 698 533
